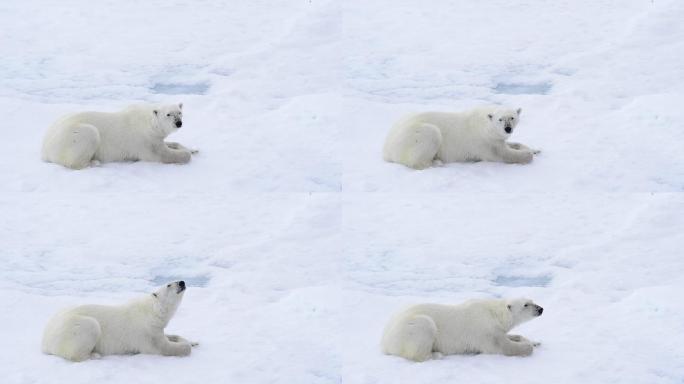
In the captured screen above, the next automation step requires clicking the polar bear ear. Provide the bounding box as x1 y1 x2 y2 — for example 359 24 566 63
152 293 158 298
487 114 493 120
178 102 183 110
507 304 512 310
516 108 522 115
153 110 158 116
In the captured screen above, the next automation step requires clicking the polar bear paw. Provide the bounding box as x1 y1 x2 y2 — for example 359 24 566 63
178 343 192 356
166 142 198 154
508 334 541 347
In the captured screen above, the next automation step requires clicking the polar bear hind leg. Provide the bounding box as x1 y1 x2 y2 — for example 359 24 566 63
44 314 101 362
384 314 437 362
47 123 100 169
399 123 442 169
384 122 442 169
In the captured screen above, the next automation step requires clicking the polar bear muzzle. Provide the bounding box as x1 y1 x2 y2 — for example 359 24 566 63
164 280 185 294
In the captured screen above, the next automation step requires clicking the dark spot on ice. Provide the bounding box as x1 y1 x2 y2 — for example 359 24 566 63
151 274 210 287
493 82 552 95
151 82 210 95
493 274 551 287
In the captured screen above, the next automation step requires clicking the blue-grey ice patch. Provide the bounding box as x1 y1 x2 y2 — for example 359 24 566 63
151 274 210 287
150 82 210 95
493 81 552 95
493 274 551 287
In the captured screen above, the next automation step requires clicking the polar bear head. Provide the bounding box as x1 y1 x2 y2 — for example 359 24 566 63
506 298 543 326
151 280 186 327
152 103 184 138
487 108 521 139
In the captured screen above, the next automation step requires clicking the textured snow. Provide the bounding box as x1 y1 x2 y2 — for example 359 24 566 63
1 0 683 383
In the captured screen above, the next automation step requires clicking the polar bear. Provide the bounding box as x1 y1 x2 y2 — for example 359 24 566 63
41 103 197 169
383 106 540 169
42 281 197 362
381 298 543 361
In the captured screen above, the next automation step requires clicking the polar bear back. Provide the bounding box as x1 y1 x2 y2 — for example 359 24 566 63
56 109 155 162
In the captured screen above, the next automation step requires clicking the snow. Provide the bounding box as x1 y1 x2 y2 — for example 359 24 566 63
0 0 683 383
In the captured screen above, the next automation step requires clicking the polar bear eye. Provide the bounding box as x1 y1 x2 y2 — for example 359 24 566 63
498 118 502 122
167 284 171 288
524 303 529 307
166 113 171 117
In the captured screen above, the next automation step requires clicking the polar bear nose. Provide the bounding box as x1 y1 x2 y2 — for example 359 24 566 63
504 126 512 133
175 121 182 128
178 281 185 288
537 306 543 315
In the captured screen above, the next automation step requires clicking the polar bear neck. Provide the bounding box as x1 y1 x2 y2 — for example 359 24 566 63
467 110 506 143
127 295 176 329
486 300 515 331
121 104 168 140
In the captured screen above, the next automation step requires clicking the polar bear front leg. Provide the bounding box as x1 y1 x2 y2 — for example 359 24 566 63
508 334 541 347
494 144 534 164
153 143 192 164
496 334 534 356
153 334 192 356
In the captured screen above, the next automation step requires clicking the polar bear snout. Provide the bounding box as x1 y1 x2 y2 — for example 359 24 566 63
175 121 182 128
177 280 186 293
536 306 543 316
504 126 512 133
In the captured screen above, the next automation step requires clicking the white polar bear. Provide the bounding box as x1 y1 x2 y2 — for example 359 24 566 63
383 106 540 169
381 298 543 361
41 103 197 169
42 281 197 362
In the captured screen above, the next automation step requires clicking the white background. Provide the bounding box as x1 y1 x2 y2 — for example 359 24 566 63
0 0 682 383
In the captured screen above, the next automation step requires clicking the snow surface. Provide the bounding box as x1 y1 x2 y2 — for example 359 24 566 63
1 0 683 383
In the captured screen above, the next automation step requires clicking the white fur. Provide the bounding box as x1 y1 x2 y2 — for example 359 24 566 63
41 103 197 169
383 106 539 169
381 298 543 361
42 281 197 362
